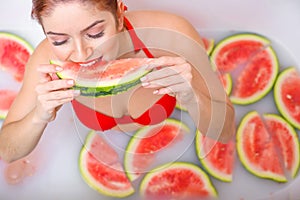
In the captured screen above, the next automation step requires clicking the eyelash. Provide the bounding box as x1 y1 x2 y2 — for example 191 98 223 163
53 40 67 46
87 31 104 39
52 31 104 46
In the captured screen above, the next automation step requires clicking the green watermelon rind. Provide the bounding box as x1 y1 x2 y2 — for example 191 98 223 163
51 59 151 97
236 111 287 182
139 161 218 198
274 67 300 130
195 130 233 182
0 32 34 55
230 46 279 105
78 131 135 198
124 118 190 181
263 113 300 178
222 73 233 96
210 32 271 64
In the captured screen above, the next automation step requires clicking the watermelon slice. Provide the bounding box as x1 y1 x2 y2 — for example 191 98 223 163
0 32 33 82
140 162 217 199
210 33 279 105
236 111 300 182
0 90 18 119
195 130 235 182
52 58 152 97
274 67 300 130
124 118 189 181
79 131 134 197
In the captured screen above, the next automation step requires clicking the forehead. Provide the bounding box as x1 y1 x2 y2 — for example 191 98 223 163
42 2 114 32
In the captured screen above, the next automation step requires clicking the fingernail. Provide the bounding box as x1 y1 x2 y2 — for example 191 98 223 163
67 80 74 85
153 90 158 94
141 82 150 87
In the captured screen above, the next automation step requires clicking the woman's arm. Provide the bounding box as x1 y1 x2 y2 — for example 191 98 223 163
0 40 79 163
133 11 236 142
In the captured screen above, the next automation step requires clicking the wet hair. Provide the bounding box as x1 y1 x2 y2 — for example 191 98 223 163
31 0 118 25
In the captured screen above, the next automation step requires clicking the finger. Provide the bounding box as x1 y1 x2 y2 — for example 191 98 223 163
146 56 186 70
38 94 76 112
37 64 63 83
38 90 80 101
37 64 63 73
35 79 75 94
142 62 191 83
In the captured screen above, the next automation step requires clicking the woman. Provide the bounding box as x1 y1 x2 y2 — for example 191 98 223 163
0 0 235 163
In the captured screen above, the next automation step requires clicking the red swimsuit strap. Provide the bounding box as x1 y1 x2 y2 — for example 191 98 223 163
123 17 155 58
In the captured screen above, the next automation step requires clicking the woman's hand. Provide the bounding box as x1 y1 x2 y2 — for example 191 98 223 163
141 56 195 104
34 64 80 123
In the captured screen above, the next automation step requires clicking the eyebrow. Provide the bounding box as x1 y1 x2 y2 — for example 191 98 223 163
46 20 105 36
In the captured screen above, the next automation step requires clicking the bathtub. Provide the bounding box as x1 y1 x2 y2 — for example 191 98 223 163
0 0 300 199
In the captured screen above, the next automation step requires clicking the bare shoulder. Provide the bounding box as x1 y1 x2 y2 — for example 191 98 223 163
125 10 203 45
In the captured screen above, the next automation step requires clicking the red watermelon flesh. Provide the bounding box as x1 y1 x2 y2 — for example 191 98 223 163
133 125 183 170
237 111 300 182
214 40 264 72
280 72 300 125
0 33 33 82
124 119 188 181
264 114 300 178
0 89 18 119
238 112 285 179
196 133 235 182
145 169 210 197
140 162 217 199
233 48 276 99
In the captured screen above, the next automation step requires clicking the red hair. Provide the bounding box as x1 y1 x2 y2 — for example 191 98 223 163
31 0 118 25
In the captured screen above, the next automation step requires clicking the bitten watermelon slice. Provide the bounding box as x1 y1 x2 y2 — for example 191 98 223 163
79 131 134 197
52 58 152 97
210 33 279 105
124 118 189 181
236 111 300 182
274 67 300 130
0 32 33 82
195 130 235 182
140 162 217 199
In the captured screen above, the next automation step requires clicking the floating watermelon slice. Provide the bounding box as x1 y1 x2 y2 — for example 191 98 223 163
140 162 217 199
124 118 189 181
79 131 134 197
210 33 279 105
52 58 152 97
195 130 235 182
0 32 33 82
0 90 18 119
236 111 300 182
274 67 300 130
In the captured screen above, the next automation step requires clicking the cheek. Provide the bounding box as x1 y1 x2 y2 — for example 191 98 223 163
96 32 121 60
51 46 72 61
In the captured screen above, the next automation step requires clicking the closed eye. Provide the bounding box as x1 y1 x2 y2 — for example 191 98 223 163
52 40 68 46
87 31 104 39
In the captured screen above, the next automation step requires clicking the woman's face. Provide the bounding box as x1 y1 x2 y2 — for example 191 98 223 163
42 2 123 64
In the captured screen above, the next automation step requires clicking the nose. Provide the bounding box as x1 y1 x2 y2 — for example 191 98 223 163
70 38 93 62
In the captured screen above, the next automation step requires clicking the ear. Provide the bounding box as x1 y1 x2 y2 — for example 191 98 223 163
116 1 125 31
